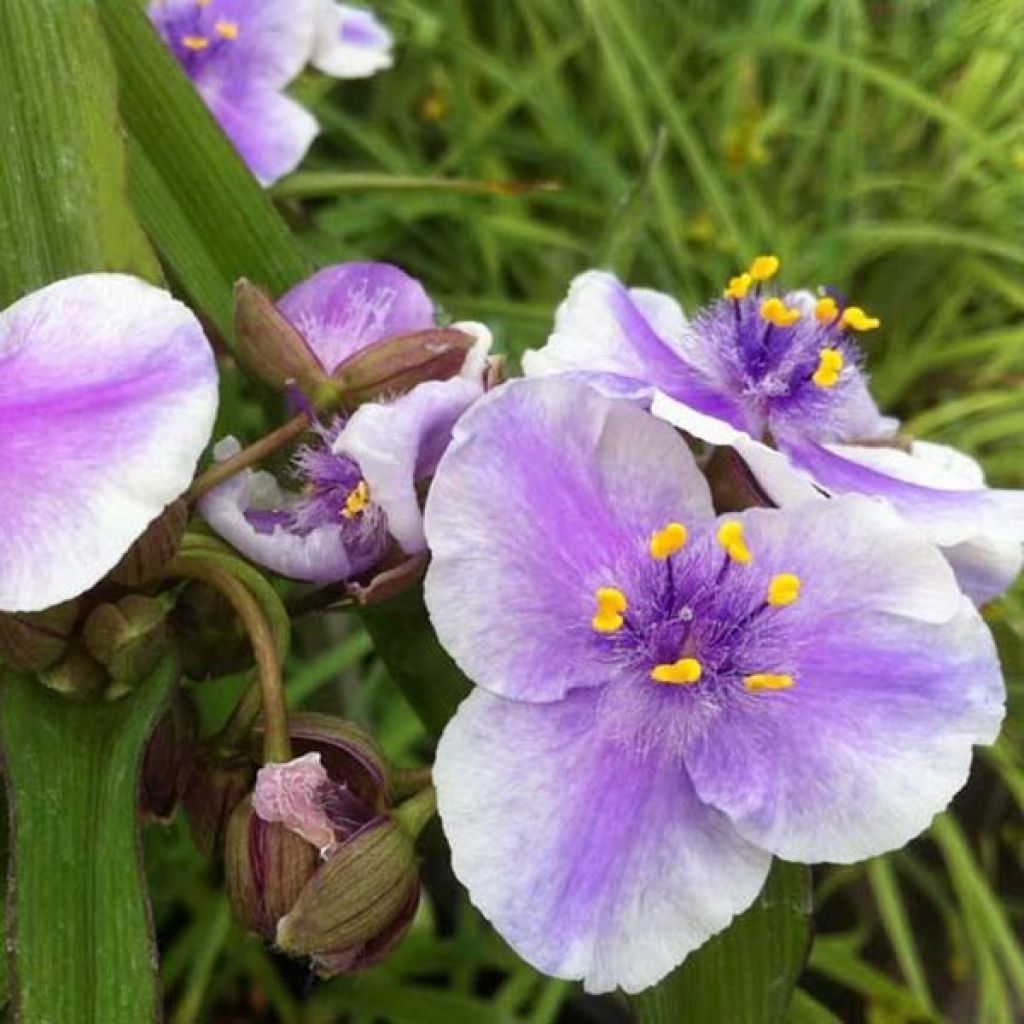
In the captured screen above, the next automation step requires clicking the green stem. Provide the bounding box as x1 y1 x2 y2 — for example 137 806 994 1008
393 786 438 839
272 171 562 200
166 555 291 763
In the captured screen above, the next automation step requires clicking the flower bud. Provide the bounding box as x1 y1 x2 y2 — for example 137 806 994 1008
234 279 327 394
703 446 773 514
82 594 169 692
140 692 198 823
345 553 429 607
107 500 187 586
330 327 477 409
182 753 254 859
38 645 107 699
225 795 319 940
0 600 79 671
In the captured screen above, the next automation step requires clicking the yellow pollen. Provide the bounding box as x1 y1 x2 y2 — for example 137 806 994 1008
812 347 844 388
814 296 838 323
723 273 752 300
197 0 212 6
760 297 801 328
716 520 752 565
744 673 795 693
840 306 881 332
650 522 688 560
341 480 370 520
182 35 209 51
748 254 780 281
768 573 801 606
652 658 702 685
215 20 240 39
592 587 628 634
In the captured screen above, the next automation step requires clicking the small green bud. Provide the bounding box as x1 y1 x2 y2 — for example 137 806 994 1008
82 594 169 690
38 645 106 699
0 600 79 671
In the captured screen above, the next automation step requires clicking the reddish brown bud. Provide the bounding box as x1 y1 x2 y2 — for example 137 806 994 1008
183 753 254 859
108 501 187 586
0 600 79 671
140 692 198 823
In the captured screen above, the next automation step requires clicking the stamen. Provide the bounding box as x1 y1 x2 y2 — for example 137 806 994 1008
760 297 801 328
650 522 688 560
814 296 838 323
215 20 240 39
716 520 752 565
744 673 795 692
768 573 801 606
652 658 702 685
812 348 844 388
840 306 881 331
748 255 780 281
182 35 210 50
723 273 752 300
592 587 627 634
197 0 212 6
341 480 370 520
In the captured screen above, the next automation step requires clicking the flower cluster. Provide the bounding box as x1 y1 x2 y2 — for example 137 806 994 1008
148 0 393 184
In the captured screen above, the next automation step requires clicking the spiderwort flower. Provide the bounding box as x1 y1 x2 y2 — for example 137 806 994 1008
148 0 392 185
199 263 491 582
0 274 217 613
426 377 1004 994
523 261 1024 603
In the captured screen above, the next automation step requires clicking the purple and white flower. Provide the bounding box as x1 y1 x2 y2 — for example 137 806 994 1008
0 274 218 612
149 0 392 185
426 377 1004 994
200 262 490 582
523 263 1024 603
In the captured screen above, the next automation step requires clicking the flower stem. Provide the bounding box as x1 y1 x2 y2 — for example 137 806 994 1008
186 410 311 503
165 555 292 763
393 785 437 839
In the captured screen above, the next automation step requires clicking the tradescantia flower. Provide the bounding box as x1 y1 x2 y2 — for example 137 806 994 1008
426 376 1004 994
523 261 1024 603
0 274 217 613
148 0 393 185
199 263 491 583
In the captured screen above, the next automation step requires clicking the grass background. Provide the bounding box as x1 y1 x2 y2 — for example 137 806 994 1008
151 1 1024 1021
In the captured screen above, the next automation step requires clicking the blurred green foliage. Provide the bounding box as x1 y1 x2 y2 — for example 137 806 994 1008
147 1 1024 1021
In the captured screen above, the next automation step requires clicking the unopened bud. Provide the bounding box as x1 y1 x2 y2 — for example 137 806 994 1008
235 279 327 393
345 553 429 607
108 501 187 586
225 796 319 939
703 447 773 514
330 328 476 409
140 693 198 823
275 817 419 960
82 595 169 689
183 754 254 859
38 645 106 699
0 600 79 671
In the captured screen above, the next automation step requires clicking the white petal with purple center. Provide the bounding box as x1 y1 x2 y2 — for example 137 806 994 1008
312 3 394 79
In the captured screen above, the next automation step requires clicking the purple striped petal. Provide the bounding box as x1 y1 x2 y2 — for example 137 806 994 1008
0 274 217 611
435 687 771 994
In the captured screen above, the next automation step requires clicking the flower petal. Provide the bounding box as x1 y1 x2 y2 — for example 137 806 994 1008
683 497 1005 863
424 377 714 703
0 274 217 612
202 84 318 187
436 688 771 994
311 3 393 79
198 438 358 583
277 262 435 374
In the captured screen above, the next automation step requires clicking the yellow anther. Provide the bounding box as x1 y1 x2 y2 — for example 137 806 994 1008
592 587 628 634
814 296 838 323
215 20 240 39
744 673 795 693
840 306 881 332
652 658 702 685
182 35 209 51
341 480 370 520
760 297 801 328
716 520 752 565
650 522 688 560
768 573 801 607
812 347 844 388
197 0 212 6
748 255 780 281
723 273 752 300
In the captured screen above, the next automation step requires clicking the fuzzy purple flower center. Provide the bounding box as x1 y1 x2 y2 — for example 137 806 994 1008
150 1 242 78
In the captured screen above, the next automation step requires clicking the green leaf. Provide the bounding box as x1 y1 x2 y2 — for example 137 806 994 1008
0 662 178 1023
358 585 471 739
95 0 311 341
630 860 812 1024
0 0 159 303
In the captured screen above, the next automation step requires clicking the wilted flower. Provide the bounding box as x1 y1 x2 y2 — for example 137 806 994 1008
225 714 420 974
199 262 491 583
149 0 393 185
0 274 217 613
524 262 1024 603
426 377 1004 994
